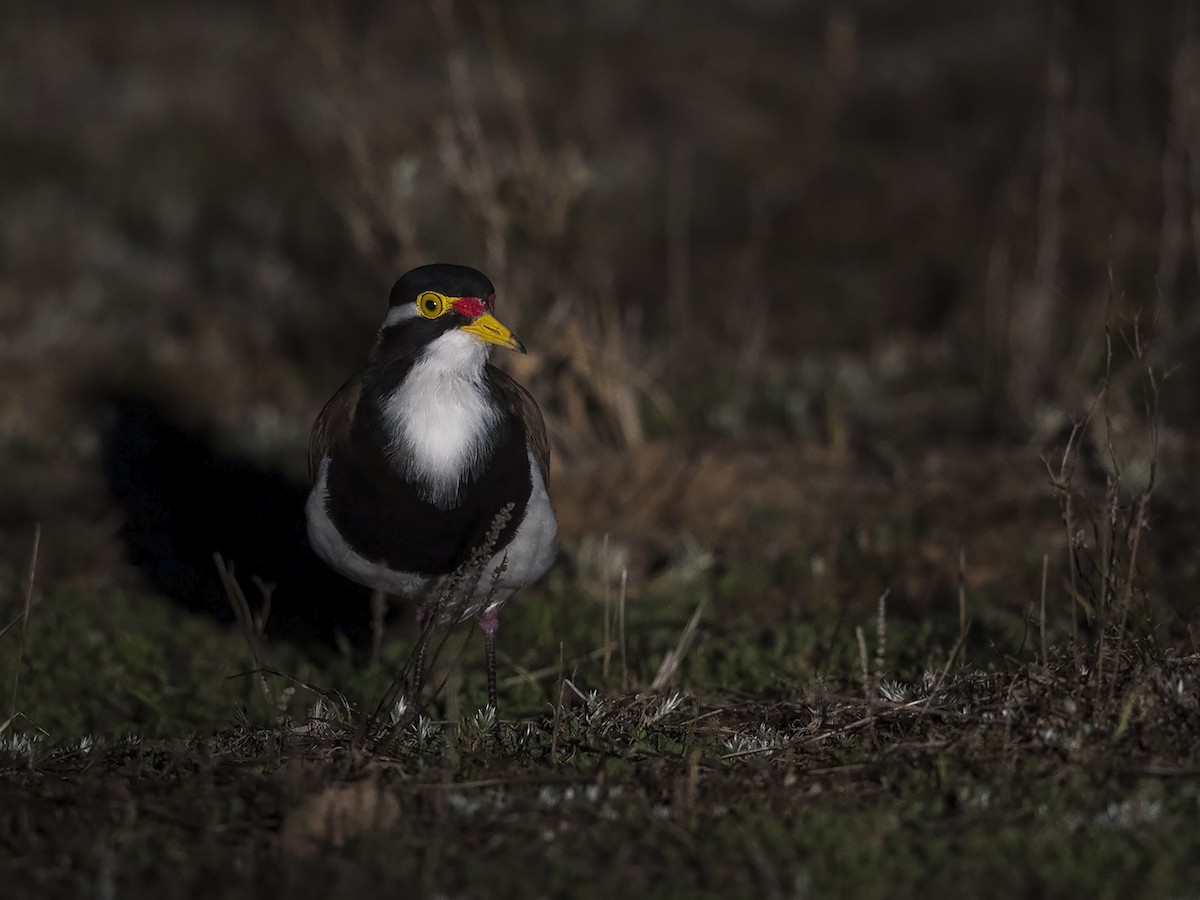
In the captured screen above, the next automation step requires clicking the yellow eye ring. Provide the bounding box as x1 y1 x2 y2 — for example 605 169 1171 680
416 291 448 319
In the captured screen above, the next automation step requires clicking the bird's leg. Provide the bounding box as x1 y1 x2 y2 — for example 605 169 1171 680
412 604 431 702
479 607 500 710
369 588 387 669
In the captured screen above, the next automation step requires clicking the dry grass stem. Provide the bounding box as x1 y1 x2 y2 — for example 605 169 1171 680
618 568 629 691
957 549 968 669
873 589 889 690
497 647 608 688
650 600 705 692
855 626 869 700
1039 553 1050 665
6 524 40 726
602 534 612 679
549 641 566 758
213 553 271 704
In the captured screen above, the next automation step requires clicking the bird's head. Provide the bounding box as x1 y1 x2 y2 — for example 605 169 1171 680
378 264 525 369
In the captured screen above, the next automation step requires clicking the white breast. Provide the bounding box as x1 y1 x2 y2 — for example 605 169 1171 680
380 331 497 509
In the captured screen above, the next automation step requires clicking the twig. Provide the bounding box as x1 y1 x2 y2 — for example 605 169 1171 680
619 568 629 691
1043 412 1092 656
1039 553 1050 665
957 549 968 669
7 524 40 723
602 534 612 679
855 626 869 700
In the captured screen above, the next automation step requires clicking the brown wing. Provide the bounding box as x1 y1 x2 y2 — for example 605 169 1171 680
308 374 363 483
490 367 550 482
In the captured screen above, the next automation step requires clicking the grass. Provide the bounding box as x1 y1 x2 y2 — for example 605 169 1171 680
3 514 1199 898
3 635 1198 898
3 2 1200 896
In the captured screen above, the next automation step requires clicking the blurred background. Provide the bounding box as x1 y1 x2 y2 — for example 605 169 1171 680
1 0 1198 657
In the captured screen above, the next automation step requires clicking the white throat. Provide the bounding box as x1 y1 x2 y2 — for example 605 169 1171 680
381 330 497 509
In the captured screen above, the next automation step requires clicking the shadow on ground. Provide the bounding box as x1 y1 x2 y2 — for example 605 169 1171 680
98 393 376 646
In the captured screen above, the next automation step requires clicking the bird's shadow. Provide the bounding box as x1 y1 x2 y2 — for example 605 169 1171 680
98 392 376 647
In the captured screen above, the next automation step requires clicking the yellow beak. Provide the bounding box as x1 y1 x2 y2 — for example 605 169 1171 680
460 313 526 353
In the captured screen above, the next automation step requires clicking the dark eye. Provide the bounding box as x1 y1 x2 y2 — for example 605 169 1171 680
424 299 438 312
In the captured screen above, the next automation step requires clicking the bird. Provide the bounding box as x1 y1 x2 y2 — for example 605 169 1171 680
305 263 557 708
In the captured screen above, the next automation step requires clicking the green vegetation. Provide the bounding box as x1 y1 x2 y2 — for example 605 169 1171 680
3 520 1198 898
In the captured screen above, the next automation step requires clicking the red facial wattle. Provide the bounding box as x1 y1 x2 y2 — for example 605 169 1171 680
452 296 486 318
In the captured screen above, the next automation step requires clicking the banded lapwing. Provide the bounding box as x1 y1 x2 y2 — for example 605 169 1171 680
305 264 557 708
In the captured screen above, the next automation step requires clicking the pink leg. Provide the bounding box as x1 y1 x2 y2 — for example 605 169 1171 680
480 607 500 710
